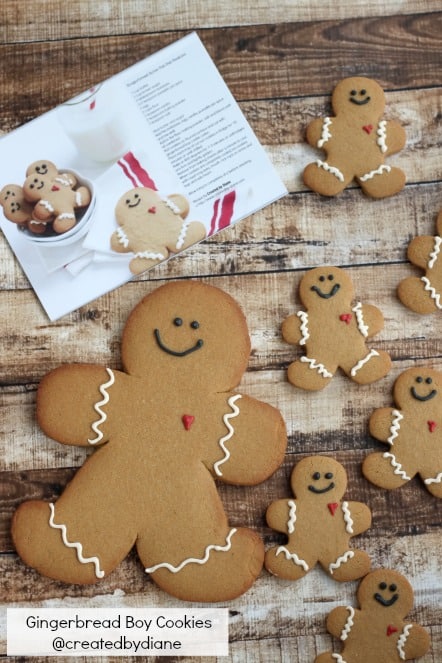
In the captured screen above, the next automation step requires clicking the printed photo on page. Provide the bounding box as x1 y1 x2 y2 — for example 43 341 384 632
0 32 287 320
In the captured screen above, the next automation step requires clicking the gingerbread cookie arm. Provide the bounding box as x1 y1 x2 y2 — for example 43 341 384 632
399 623 431 660
345 501 372 536
281 313 304 345
384 120 406 156
357 303 384 338
326 605 358 639
369 407 399 443
37 365 127 447
265 499 296 534
305 117 331 147
209 394 287 485
406 235 438 269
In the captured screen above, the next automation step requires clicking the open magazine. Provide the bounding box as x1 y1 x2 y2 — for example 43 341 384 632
0 32 287 320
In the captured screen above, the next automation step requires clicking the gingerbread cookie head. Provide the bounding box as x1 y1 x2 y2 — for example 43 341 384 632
282 266 391 390
0 184 34 224
303 76 406 198
363 366 442 497
315 568 430 663
290 455 347 501
111 187 206 275
122 280 251 392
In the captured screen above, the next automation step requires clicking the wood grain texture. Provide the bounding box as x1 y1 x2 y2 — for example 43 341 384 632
0 1 441 661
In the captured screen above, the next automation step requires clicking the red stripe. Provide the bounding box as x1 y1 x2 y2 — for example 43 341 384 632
209 198 221 236
118 152 157 190
218 190 236 230
117 158 138 188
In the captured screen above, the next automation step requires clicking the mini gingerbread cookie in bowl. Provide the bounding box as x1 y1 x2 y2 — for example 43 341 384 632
12 281 287 602
282 266 391 391
303 76 406 198
265 456 372 582
315 568 430 663
398 209 442 313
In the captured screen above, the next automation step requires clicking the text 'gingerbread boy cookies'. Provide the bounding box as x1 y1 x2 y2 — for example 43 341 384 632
111 187 206 275
303 76 406 198
363 366 442 498
12 281 287 602
398 209 442 314
265 456 371 582
282 266 391 391
315 568 430 663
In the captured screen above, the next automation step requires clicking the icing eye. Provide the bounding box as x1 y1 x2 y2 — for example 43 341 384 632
328 274 334 281
174 317 183 327
416 376 423 383
389 584 397 592
312 472 321 480
325 472 333 479
379 582 387 590
190 320 200 329
360 89 367 95
350 89 357 96
319 275 325 282
426 377 433 384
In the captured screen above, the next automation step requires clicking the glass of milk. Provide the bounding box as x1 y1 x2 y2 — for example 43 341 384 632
57 81 131 163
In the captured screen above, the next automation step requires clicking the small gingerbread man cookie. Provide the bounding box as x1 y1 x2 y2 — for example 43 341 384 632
315 568 430 663
282 266 391 391
303 76 406 198
265 456 371 582
0 183 35 225
12 281 287 602
363 366 442 498
398 209 442 313
111 187 207 275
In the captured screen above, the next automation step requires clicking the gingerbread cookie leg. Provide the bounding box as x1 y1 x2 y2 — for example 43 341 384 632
398 276 440 313
140 527 264 602
357 165 406 199
303 161 352 197
286 356 336 391
421 470 442 498
265 541 314 581
341 348 392 385
362 451 413 490
320 545 371 582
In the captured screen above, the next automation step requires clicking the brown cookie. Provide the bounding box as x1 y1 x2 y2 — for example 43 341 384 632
282 266 391 391
12 281 287 601
363 366 442 498
265 456 371 582
111 187 207 275
0 183 35 225
398 209 442 313
315 568 430 663
303 76 406 198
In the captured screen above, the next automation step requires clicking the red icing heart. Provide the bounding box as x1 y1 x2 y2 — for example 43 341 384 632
387 625 398 637
182 414 195 431
339 313 352 325
428 420 437 433
363 124 374 134
328 502 339 516
148 206 156 214
51 185 60 191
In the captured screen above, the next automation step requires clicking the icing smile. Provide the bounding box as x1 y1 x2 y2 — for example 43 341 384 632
350 96 371 105
374 592 399 607
154 329 203 357
411 387 437 401
308 482 335 494
311 283 340 299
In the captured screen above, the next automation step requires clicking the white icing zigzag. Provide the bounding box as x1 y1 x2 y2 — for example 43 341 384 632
376 120 388 153
350 349 380 377
275 545 309 571
424 472 442 485
116 227 129 248
421 277 442 309
388 409 404 445
287 500 297 534
383 451 411 481
297 310 310 345
340 606 355 641
331 655 348 663
176 219 190 250
300 355 333 378
315 159 345 182
428 235 441 269
329 550 355 574
359 164 391 182
341 501 354 534
317 117 332 148
145 528 237 574
397 624 412 660
48 503 105 579
352 302 368 337
214 394 242 477
88 368 115 445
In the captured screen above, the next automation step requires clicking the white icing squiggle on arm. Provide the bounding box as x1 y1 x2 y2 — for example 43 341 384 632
377 120 388 153
48 503 104 578
214 394 242 476
341 501 354 534
88 368 115 445
428 236 442 268
397 624 412 660
317 117 332 148
287 500 297 533
297 310 310 345
145 528 237 574
388 409 404 445
340 606 355 641
352 302 368 337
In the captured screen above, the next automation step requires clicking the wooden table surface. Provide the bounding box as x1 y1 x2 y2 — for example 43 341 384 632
0 1 441 661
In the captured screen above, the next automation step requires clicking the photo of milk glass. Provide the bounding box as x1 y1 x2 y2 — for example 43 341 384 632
57 81 131 163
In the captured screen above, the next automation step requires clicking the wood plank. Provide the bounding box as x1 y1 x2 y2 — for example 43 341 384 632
0 14 441 130
0 1 436 43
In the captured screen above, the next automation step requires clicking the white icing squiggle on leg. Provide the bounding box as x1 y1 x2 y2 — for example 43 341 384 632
315 159 345 182
383 452 411 481
359 164 391 181
300 355 333 378
421 277 442 309
332 654 348 663
214 394 242 477
88 368 115 445
275 545 309 572
145 528 237 574
424 472 442 485
48 503 105 579
350 349 380 377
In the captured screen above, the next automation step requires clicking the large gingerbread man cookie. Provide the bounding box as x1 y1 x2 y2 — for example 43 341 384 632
398 209 442 313
110 187 207 275
315 568 430 663
12 281 287 602
265 456 371 582
303 76 406 198
363 366 442 498
282 266 391 391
